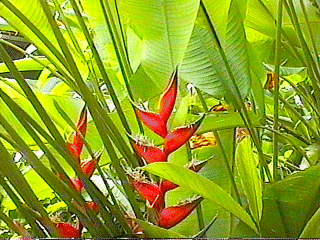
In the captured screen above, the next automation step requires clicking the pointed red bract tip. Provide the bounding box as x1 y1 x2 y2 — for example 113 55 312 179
158 197 203 229
70 178 84 192
159 179 178 193
159 71 178 124
67 143 81 162
80 154 101 178
132 179 165 211
164 115 205 154
72 107 87 158
132 140 168 164
135 108 168 138
56 222 82 238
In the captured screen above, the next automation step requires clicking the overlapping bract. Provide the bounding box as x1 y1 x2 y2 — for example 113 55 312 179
55 106 101 237
130 71 205 229
68 106 87 162
158 197 203 229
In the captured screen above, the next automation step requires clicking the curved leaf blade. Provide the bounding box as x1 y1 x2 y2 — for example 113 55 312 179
143 162 259 234
120 0 200 88
236 138 262 222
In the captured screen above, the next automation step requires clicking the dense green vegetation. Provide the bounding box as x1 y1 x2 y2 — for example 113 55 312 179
1 0 320 238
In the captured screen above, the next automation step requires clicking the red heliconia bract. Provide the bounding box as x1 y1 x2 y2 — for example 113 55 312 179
56 222 82 238
164 115 205 154
132 140 167 164
70 178 84 192
80 154 101 178
159 71 178 123
131 179 165 211
158 197 203 229
68 106 87 161
135 109 168 138
159 180 178 193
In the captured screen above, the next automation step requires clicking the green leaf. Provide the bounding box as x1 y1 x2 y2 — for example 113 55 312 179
0 0 66 72
120 0 199 89
260 165 320 238
143 162 259 234
135 219 185 238
225 0 251 99
236 138 262 222
196 111 261 134
201 0 231 42
180 26 228 99
300 206 320 238
0 57 49 73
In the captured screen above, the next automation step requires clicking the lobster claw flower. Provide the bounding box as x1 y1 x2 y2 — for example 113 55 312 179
164 115 205 154
130 137 168 163
133 71 178 138
159 71 178 123
134 108 168 138
55 222 82 238
158 196 203 229
129 176 165 211
80 153 102 178
70 178 84 192
68 106 88 161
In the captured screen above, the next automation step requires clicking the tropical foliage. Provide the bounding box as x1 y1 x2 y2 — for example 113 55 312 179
0 0 320 238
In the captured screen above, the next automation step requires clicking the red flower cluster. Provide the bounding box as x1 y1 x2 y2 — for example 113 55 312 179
130 71 205 229
55 106 101 238
65 106 101 192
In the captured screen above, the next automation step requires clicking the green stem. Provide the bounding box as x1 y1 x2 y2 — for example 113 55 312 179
196 87 209 113
99 0 144 134
271 90 320 141
68 0 133 135
273 0 284 181
0 173 46 237
299 0 320 68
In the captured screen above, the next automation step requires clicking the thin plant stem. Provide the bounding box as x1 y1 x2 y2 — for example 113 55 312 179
273 0 284 181
299 0 320 68
99 0 145 134
270 90 320 141
68 0 133 135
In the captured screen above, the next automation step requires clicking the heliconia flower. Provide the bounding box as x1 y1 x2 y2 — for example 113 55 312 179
68 106 87 161
134 108 168 138
164 115 205 154
130 177 165 211
70 178 84 192
160 159 209 193
80 154 102 178
133 71 178 138
157 197 203 229
159 179 178 193
130 138 168 163
55 222 82 238
158 71 178 123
